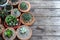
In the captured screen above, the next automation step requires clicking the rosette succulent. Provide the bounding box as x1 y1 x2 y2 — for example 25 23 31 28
5 15 18 27
4 29 13 38
22 13 32 22
20 2 28 10
20 27 27 34
11 8 21 17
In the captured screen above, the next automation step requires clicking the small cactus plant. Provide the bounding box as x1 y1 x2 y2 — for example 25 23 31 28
20 2 28 10
11 0 18 2
5 15 18 27
5 4 13 12
4 29 13 38
22 13 32 22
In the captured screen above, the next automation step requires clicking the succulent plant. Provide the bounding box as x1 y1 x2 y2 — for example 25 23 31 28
20 27 27 34
5 4 13 12
0 9 9 20
22 13 32 22
5 15 18 27
20 2 28 10
12 8 21 17
0 0 7 5
11 0 18 2
4 29 13 38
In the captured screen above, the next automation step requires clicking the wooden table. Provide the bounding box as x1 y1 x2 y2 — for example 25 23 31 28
0 0 60 40
21 0 60 40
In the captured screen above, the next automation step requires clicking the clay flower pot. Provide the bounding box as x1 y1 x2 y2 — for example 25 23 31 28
0 0 9 7
4 15 20 29
4 4 13 12
0 24 5 34
3 28 16 40
20 12 35 26
18 1 31 12
16 25 32 40
9 0 20 6
11 8 21 18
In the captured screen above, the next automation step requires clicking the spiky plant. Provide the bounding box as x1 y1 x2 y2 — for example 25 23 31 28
5 4 13 12
4 29 13 38
0 9 9 21
22 13 32 22
5 15 18 27
11 0 18 2
20 2 28 10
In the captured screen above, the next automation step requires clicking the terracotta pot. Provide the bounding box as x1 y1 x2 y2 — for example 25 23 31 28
9 0 20 6
11 8 21 18
18 1 31 12
20 12 35 26
16 25 32 40
0 24 5 34
3 28 16 40
0 0 9 7
4 22 20 29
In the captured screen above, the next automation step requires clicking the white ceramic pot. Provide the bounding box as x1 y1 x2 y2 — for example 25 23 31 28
0 0 9 7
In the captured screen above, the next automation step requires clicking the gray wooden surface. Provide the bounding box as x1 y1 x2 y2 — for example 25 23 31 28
22 0 60 40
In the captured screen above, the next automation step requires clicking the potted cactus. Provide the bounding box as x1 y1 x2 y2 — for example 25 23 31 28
11 8 21 18
0 9 9 21
4 4 13 12
16 25 32 40
3 28 16 40
0 24 4 34
20 12 35 25
4 15 20 29
0 0 9 7
9 0 19 6
18 1 31 12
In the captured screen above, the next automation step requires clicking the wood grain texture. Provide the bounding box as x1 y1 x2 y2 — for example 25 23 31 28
21 0 60 40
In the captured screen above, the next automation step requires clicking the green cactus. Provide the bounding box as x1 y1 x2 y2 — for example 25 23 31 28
22 13 32 22
11 0 18 2
0 0 7 5
4 29 13 38
5 4 13 12
0 9 9 20
20 2 28 10
5 15 18 27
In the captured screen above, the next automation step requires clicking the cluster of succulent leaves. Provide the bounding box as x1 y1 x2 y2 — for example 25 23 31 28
20 2 28 10
0 0 7 5
22 13 32 22
20 27 27 34
5 15 18 27
11 0 18 2
4 29 13 38
5 4 13 12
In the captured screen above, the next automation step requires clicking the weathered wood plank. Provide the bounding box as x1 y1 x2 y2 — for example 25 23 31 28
21 1 60 8
33 17 60 25
30 36 60 40
30 9 60 17
30 25 60 35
